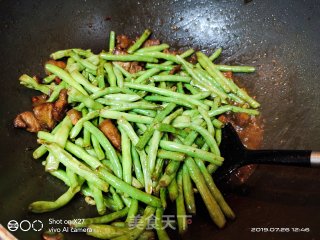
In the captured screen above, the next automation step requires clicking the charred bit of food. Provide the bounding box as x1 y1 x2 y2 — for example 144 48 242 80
99 119 121 151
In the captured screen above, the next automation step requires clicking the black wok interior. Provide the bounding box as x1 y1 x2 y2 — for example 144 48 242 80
0 0 320 239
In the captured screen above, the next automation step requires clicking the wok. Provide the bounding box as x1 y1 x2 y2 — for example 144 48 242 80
1 0 320 239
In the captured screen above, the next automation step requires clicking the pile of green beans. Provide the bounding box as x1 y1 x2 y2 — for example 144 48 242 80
20 29 260 239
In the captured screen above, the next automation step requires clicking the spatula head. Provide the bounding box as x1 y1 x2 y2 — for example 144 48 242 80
213 123 247 183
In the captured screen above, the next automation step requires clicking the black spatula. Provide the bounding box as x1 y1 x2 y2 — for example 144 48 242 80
215 123 320 182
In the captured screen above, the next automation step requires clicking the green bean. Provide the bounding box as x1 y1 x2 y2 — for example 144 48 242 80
157 149 186 161
168 178 178 201
65 140 101 169
176 82 185 94
147 129 161 174
151 75 191 83
131 146 145 187
104 62 117 87
128 29 152 53
47 82 67 102
185 123 219 155
194 69 229 100
131 109 157 117
195 144 235 219
215 64 255 73
185 83 199 94
50 49 71 59
91 134 105 160
125 82 207 109
119 127 132 185
207 164 218 174
155 208 170 240
185 157 226 228
70 110 99 138
91 87 135 100
88 182 106 215
117 118 152 193
110 187 125 210
135 103 176 150
19 74 51 95
113 65 124 88
87 54 99 65
225 79 260 108
190 91 211 100
45 64 88 95
132 177 143 189
134 68 161 84
134 51 179 63
73 207 129 227
209 48 222 61
43 74 56 84
50 169 70 186
115 207 156 240
100 109 153 124
182 164 196 214
207 105 259 117
159 140 223 165
100 53 158 63
44 142 109 192
107 102 160 112
215 128 222 146
73 48 93 58
152 158 164 181
164 160 181 176
160 188 167 209
145 63 175 71
228 93 245 104
176 169 187 234
126 198 139 223
196 52 236 93
87 224 129 239
136 43 170 53
198 107 214 135
45 153 59 172
103 93 142 102
29 184 81 213
144 95 194 108
70 51 97 71
109 30 116 53
83 121 122 179
113 62 133 79
70 69 100 93
180 48 195 58
68 88 103 110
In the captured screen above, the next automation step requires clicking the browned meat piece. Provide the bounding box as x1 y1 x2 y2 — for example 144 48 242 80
114 61 143 74
45 60 66 75
99 119 121 151
169 65 181 75
116 35 132 50
14 111 42 132
222 71 233 79
52 89 68 122
142 39 160 47
33 103 55 130
67 109 82 125
32 94 48 107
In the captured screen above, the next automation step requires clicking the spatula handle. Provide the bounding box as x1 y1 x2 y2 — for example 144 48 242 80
245 150 320 167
